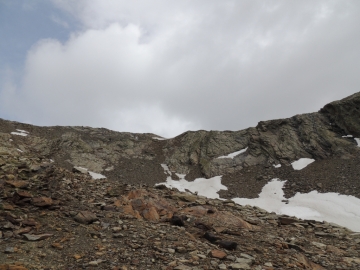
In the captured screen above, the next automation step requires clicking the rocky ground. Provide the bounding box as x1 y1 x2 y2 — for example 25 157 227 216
219 152 360 200
1 153 360 270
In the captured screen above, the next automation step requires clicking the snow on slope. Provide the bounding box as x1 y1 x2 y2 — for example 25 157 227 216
158 163 360 232
157 164 227 199
233 179 360 232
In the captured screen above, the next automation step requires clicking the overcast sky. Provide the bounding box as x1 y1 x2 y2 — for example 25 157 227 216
1 0 360 137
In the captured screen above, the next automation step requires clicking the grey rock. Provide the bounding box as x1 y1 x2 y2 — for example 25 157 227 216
4 246 15 253
174 265 192 270
23 233 53 241
229 262 250 269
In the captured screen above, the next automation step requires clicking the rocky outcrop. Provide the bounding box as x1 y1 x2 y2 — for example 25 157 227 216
164 93 360 177
0 121 163 177
320 92 360 137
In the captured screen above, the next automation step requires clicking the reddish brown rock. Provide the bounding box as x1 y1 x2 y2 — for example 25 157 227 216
73 211 98 224
181 205 209 216
210 249 227 259
142 206 160 221
0 265 28 270
117 189 176 220
1 203 14 210
51 242 64 250
122 205 142 219
32 197 53 207
295 254 325 270
22 219 37 226
127 189 147 200
5 180 29 189
181 206 258 230
113 199 122 207
14 191 33 198
326 245 345 255
14 227 32 235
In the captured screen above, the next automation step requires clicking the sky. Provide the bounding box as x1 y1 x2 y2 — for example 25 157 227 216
1 0 360 138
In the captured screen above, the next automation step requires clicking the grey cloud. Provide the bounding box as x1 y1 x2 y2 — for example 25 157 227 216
1 0 360 137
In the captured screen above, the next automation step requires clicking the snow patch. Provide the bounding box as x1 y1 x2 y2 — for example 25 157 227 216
17 149 23 153
355 138 360 147
11 129 29 137
217 147 248 159
152 137 167 141
291 158 315 170
88 171 106 180
273 164 281 168
341 135 360 147
11 131 28 136
105 166 114 171
157 164 227 199
161 164 172 176
232 179 360 232
74 166 106 180
16 129 29 133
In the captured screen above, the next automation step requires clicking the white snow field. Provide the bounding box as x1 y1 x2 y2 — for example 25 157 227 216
217 147 248 159
291 158 315 170
157 164 227 199
11 129 29 136
232 179 360 232
158 163 360 232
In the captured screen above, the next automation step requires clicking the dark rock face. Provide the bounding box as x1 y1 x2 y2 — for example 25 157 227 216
320 92 360 137
163 92 360 177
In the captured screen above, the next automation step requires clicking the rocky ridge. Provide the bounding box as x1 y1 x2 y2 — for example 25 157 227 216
164 93 360 178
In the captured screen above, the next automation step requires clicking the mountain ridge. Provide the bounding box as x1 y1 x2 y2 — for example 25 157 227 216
1 92 360 269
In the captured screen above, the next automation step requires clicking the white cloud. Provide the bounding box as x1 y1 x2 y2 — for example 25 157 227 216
107 105 198 138
1 1 360 137
50 14 69 28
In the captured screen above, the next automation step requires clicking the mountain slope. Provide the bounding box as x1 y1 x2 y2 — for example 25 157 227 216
1 92 360 269
1 92 360 198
